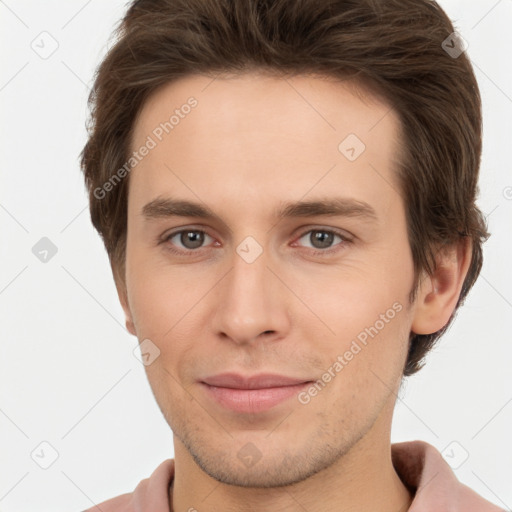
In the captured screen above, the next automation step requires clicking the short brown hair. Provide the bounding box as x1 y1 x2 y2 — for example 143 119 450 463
80 0 489 376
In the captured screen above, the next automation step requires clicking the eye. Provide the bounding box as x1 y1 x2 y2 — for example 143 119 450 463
163 229 215 253
160 226 351 257
294 228 351 254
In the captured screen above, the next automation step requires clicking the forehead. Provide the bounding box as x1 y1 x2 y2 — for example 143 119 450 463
132 71 399 149
128 71 403 219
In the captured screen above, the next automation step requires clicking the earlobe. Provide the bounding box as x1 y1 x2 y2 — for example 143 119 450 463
411 237 472 335
115 280 137 337
123 306 137 336
125 317 136 336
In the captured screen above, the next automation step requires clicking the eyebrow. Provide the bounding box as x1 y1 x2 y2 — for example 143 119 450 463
142 196 378 225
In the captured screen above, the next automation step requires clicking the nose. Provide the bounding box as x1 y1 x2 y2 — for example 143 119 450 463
212 246 291 346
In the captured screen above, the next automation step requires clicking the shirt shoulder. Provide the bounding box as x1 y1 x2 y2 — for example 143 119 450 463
81 459 175 512
81 492 133 512
392 440 505 512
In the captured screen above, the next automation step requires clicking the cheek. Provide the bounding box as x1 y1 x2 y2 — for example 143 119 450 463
319 294 410 382
301 298 411 431
127 271 189 338
300 254 413 400
299 257 411 343
125 250 217 365
125 245 176 336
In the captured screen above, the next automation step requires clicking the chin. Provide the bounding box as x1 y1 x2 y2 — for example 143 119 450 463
179 430 343 489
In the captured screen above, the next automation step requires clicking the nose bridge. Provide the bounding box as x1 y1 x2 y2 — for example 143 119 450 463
213 241 289 344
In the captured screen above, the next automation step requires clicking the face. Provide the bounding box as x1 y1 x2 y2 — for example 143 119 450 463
123 71 417 486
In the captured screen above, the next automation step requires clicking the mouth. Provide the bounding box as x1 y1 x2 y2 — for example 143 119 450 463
200 373 313 413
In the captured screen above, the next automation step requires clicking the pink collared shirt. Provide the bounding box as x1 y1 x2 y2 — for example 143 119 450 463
82 440 505 511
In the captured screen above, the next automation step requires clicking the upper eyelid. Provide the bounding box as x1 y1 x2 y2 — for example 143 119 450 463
162 226 213 242
297 227 351 238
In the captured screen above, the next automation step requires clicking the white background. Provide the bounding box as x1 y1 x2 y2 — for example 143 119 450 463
0 1 511 511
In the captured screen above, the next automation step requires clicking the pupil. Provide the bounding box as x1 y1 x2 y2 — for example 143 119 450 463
183 231 203 249
313 231 333 248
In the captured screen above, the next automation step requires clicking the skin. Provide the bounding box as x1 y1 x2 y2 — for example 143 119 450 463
118 71 471 512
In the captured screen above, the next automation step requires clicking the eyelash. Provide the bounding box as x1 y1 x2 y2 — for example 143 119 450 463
160 227 352 257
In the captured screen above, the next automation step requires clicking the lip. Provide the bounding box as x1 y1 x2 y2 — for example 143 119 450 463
200 373 313 413
202 372 310 389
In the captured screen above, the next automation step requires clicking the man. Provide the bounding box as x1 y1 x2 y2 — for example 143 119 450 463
80 0 503 510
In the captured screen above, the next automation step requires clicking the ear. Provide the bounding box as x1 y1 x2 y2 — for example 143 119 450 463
113 269 136 336
411 237 472 335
